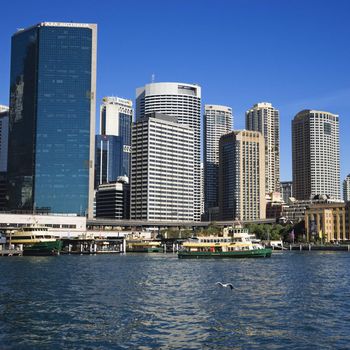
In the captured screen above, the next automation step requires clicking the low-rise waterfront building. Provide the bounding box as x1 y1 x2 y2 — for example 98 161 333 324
305 202 348 242
282 195 344 224
0 213 87 237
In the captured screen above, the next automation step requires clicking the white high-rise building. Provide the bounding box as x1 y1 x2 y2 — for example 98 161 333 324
204 104 233 215
0 106 9 172
130 112 194 221
292 110 340 200
136 82 201 221
0 105 8 113
343 175 350 202
100 96 133 136
246 102 280 194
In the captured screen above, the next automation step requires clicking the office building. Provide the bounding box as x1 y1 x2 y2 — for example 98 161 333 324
292 110 340 200
343 174 350 202
0 105 8 113
95 135 125 187
204 104 233 216
246 102 280 194
0 106 9 173
280 181 293 203
96 176 130 219
95 97 132 186
136 82 201 221
7 22 97 216
130 112 194 221
0 106 9 210
218 130 266 221
100 96 132 136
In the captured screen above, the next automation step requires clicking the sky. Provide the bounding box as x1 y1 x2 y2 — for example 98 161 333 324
0 0 349 182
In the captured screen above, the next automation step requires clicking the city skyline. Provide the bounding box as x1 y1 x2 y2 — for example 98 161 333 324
0 1 350 182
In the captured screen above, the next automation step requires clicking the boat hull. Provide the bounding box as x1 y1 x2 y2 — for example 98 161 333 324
23 240 63 256
178 248 272 259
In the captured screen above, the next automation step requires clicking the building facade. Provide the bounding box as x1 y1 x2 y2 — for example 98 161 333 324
204 104 232 217
292 110 340 201
305 203 348 242
130 112 194 221
0 106 9 210
246 102 280 194
218 130 266 221
136 82 201 221
343 174 350 202
100 96 133 136
7 22 97 216
95 135 125 187
280 181 293 203
95 97 132 189
0 106 9 173
96 177 130 219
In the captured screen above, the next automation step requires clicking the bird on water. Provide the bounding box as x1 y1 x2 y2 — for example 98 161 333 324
216 282 234 290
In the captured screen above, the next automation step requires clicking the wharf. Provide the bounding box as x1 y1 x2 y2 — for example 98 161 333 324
61 237 126 254
0 249 23 256
288 244 350 251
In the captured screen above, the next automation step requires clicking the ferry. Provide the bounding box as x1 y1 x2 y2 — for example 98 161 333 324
126 240 163 253
7 226 62 256
178 223 272 259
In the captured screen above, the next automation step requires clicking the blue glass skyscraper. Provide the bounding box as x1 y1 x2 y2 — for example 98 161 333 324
95 135 124 187
7 22 97 216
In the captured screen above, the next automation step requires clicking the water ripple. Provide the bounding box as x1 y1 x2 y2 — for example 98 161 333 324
1 252 350 349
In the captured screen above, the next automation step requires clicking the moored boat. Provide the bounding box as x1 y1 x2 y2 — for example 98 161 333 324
126 240 163 253
178 223 272 259
7 226 62 256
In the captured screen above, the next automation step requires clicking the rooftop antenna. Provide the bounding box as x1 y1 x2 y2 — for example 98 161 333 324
151 73 155 83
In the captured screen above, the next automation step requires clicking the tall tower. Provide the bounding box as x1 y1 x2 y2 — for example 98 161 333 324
130 112 194 221
7 22 97 217
343 175 350 202
136 82 201 221
0 106 9 173
95 97 133 186
246 102 280 194
218 130 266 221
292 110 340 200
203 104 232 216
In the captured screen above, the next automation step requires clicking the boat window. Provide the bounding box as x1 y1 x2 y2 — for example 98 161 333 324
13 236 32 240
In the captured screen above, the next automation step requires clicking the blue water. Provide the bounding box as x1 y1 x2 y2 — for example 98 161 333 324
1 252 350 349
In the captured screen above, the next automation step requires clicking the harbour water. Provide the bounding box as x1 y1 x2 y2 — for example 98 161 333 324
1 252 350 349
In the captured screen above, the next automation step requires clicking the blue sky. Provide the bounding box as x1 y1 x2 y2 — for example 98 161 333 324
1 0 349 181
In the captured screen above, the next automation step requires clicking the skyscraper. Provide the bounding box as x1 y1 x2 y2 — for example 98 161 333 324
280 181 293 203
292 110 340 200
7 22 97 216
95 135 124 187
0 106 9 173
95 97 132 187
0 106 9 210
100 96 132 138
136 82 201 221
130 112 194 221
343 175 350 202
246 102 280 194
218 130 266 221
204 104 232 216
